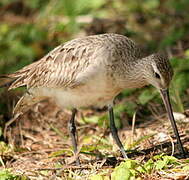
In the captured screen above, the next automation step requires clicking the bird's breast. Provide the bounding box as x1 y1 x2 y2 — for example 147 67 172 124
31 76 121 108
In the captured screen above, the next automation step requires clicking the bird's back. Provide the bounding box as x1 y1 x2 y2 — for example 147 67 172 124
2 34 141 89
0 33 142 112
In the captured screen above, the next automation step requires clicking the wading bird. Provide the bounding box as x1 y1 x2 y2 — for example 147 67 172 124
0 33 185 165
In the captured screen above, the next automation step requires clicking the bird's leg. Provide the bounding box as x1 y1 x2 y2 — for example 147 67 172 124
108 105 128 159
68 108 80 165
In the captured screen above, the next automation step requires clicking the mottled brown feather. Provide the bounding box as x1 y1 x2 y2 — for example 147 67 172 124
6 33 141 90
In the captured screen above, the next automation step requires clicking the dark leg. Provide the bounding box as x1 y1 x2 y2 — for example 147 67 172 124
68 108 80 165
108 106 128 159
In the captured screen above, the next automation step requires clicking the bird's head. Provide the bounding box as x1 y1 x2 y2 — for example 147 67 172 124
142 53 185 156
144 53 173 90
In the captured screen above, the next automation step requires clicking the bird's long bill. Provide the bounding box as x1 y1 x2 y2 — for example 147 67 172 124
160 89 185 156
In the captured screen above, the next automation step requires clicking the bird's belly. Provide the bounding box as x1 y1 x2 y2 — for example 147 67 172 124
32 83 120 108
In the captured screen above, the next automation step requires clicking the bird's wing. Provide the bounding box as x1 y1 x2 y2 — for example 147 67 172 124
6 38 104 90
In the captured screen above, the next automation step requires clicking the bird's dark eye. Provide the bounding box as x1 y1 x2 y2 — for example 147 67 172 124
155 72 161 79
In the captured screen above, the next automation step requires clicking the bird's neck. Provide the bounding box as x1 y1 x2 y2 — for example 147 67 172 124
118 57 149 89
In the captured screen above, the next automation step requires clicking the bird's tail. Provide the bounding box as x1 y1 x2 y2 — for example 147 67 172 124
0 73 44 115
0 75 17 89
13 93 45 115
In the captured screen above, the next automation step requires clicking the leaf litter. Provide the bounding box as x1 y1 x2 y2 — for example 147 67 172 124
0 98 189 179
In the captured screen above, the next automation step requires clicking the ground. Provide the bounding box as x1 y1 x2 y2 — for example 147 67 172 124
0 98 189 180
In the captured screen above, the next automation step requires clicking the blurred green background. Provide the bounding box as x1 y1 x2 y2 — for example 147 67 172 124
0 0 189 123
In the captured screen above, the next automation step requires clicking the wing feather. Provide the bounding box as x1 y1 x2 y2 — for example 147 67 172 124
7 39 98 90
3 33 141 90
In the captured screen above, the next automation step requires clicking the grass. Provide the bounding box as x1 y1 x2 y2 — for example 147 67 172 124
0 168 29 180
90 154 189 180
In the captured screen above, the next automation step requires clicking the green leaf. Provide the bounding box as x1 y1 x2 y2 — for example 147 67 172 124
90 175 104 180
76 0 106 14
184 159 189 163
0 169 17 180
154 155 179 170
111 160 140 180
138 88 158 105
83 116 100 124
122 89 137 97
155 160 167 170
124 159 138 169
183 165 189 171
143 159 154 173
160 28 185 48
162 156 178 164
185 49 189 58
124 102 137 117
0 127 2 137
98 114 108 127
49 149 73 157
143 0 159 10
111 165 133 180
0 141 13 156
